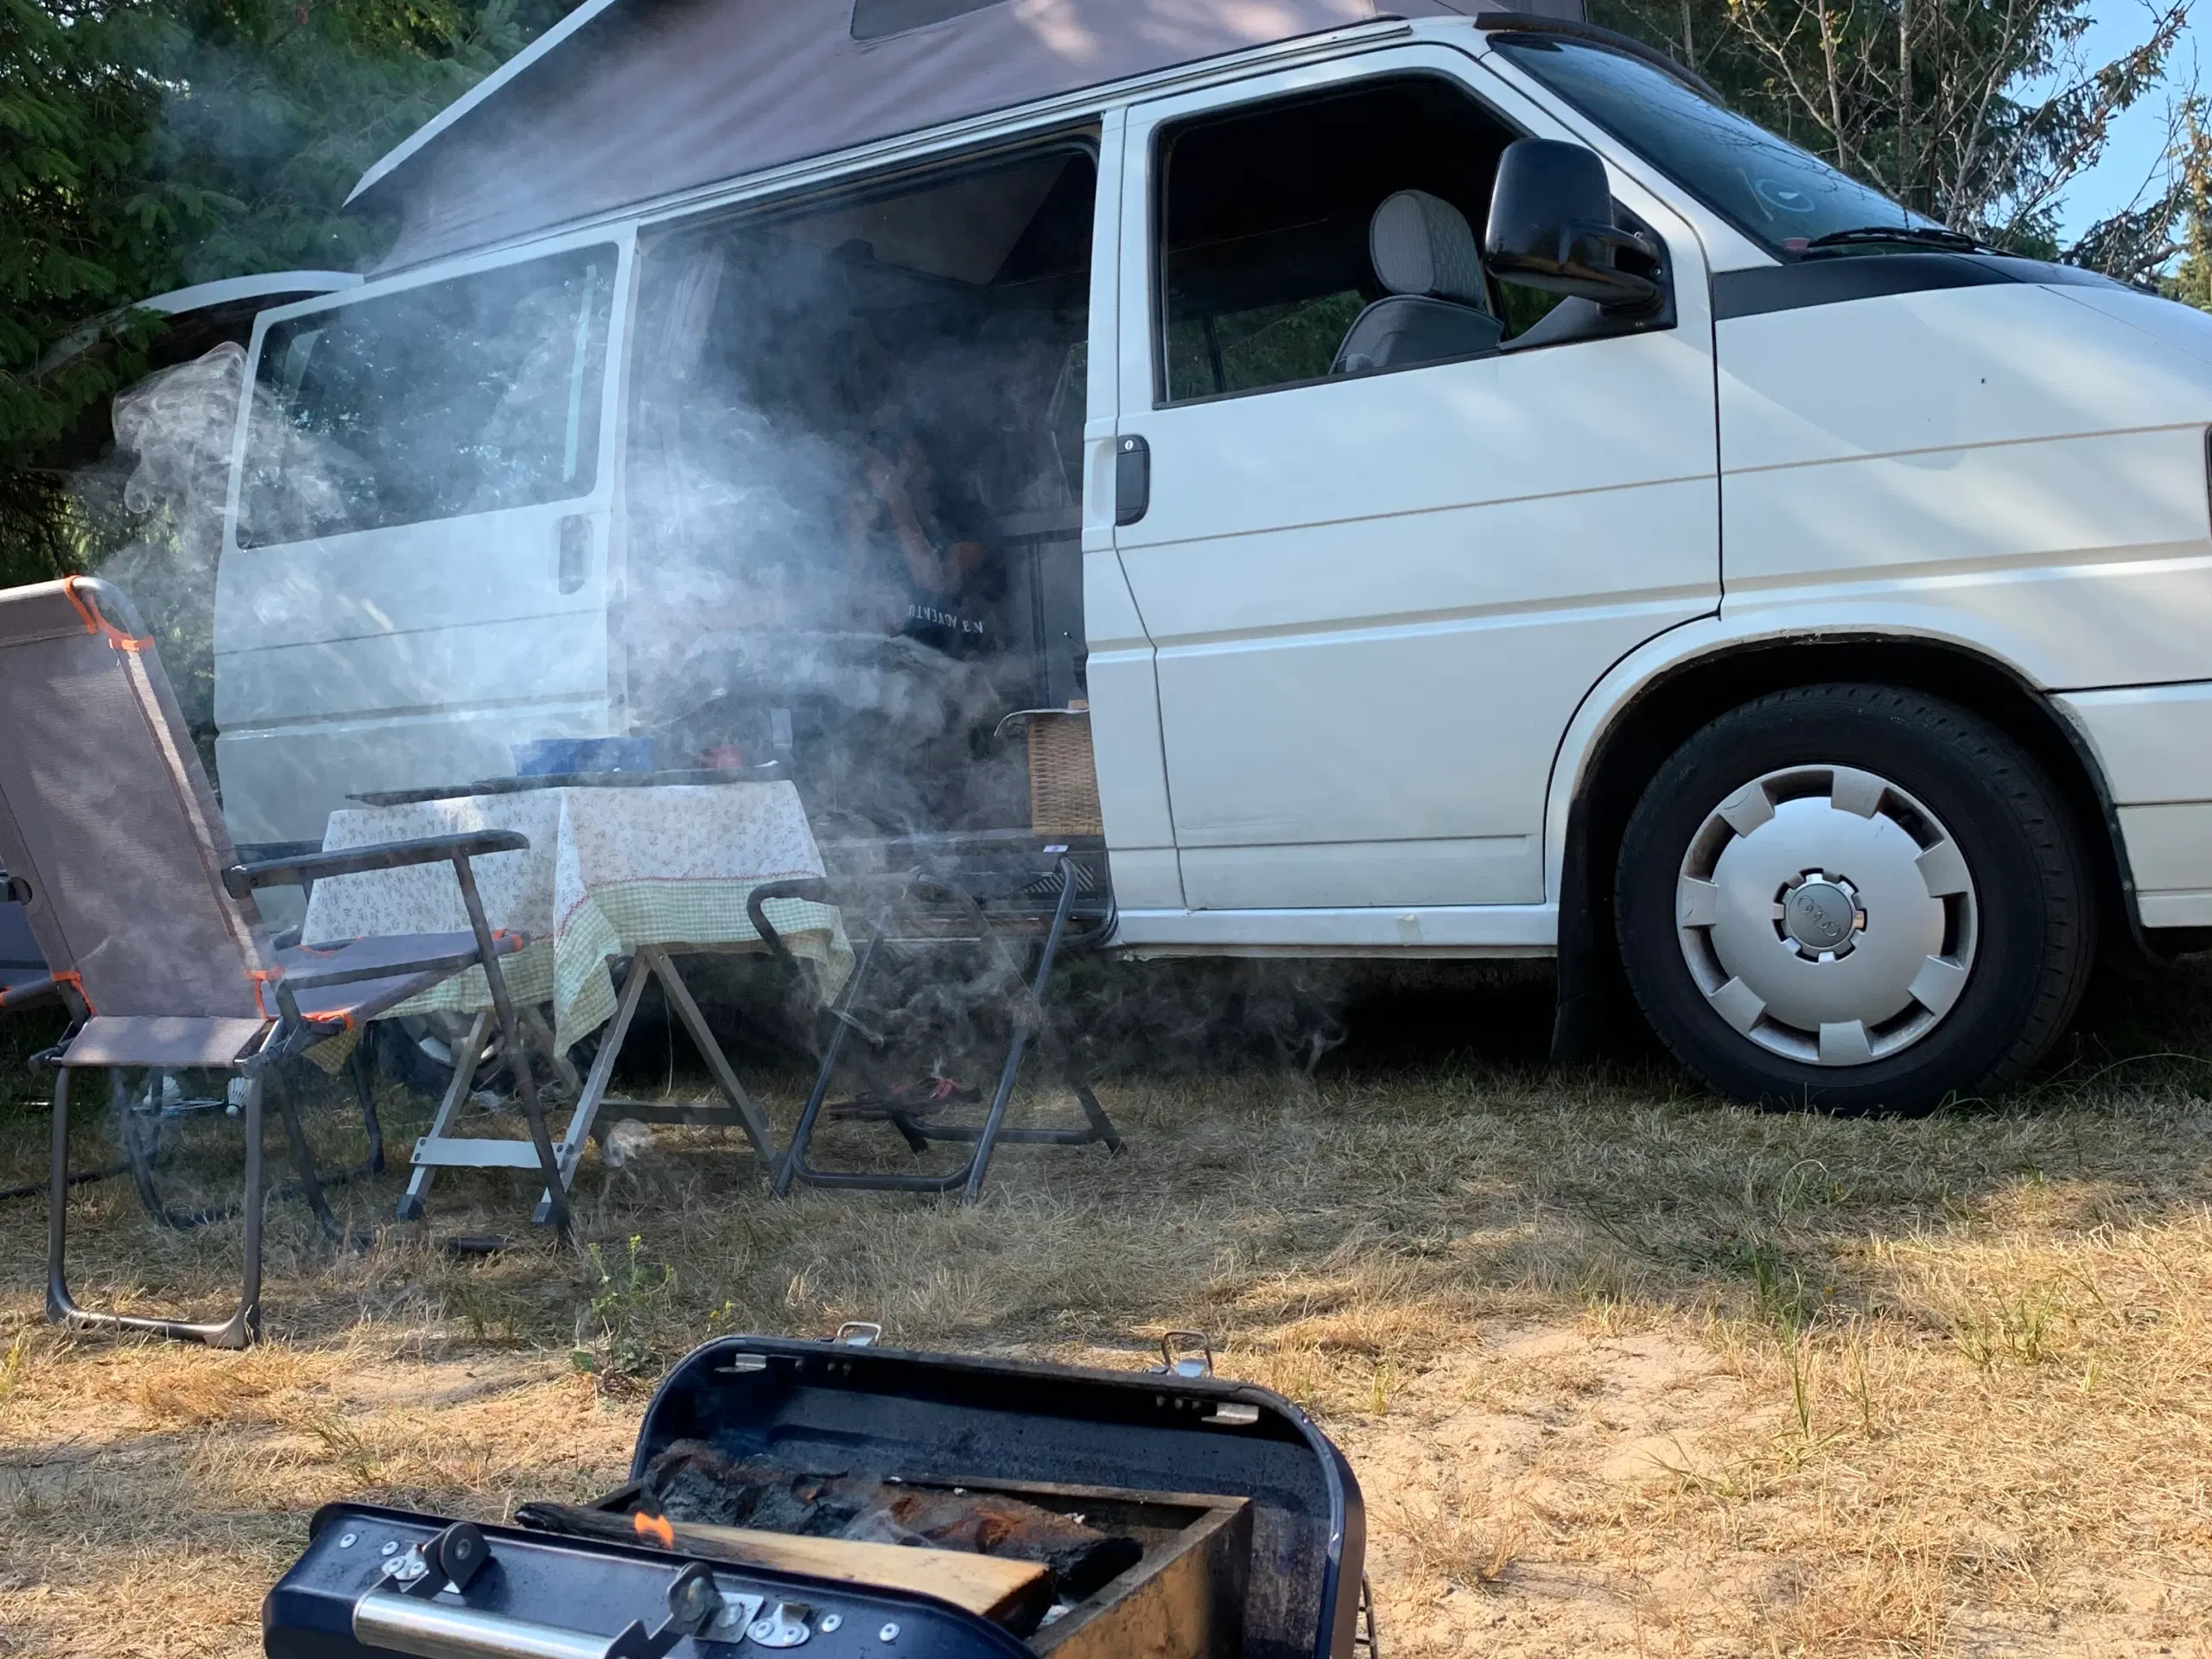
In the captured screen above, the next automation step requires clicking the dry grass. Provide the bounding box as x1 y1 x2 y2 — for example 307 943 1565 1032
4 960 2212 1656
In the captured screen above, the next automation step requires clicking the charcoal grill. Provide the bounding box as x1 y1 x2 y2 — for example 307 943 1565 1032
264 1334 1365 1659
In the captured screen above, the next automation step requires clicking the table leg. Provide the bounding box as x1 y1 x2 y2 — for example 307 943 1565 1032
397 1009 491 1222
451 859 566 1235
533 955 650 1224
643 944 779 1166
523 1006 583 1099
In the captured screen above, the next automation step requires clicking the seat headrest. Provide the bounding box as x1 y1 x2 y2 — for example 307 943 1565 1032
1370 190 1491 311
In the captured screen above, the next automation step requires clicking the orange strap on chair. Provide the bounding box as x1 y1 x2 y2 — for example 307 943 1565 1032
251 966 353 1030
53 970 94 1015
62 577 152 653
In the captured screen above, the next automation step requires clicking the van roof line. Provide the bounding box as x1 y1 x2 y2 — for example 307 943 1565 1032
360 15 1485 278
364 18 1428 278
345 1 1582 272
35 271 362 378
345 0 1454 217
345 0 626 208
137 271 364 312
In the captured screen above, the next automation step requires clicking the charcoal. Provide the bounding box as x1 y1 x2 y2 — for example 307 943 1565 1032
640 1440 862 1534
857 1490 1141 1600
840 1508 933 1548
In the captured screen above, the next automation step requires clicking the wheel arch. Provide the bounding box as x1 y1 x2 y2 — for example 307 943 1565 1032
1547 631 2144 1061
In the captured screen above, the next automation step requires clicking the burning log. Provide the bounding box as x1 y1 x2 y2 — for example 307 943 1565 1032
537 1440 1145 1604
511 1501 1056 1630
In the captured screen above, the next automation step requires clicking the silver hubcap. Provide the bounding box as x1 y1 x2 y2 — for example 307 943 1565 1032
1675 765 1978 1067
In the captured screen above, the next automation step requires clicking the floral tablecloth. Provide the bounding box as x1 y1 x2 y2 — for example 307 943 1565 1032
301 783 850 1054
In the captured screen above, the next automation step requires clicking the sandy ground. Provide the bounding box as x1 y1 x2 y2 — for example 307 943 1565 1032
4 959 2212 1656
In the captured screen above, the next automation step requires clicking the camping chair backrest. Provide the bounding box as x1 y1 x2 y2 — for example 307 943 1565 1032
0 579 275 1024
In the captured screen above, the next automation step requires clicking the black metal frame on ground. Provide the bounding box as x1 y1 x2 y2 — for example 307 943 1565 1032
753 834 1120 1204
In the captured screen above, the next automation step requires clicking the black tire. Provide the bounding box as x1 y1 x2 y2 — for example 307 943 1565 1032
373 1016 515 1103
373 1020 457 1100
1615 683 2094 1113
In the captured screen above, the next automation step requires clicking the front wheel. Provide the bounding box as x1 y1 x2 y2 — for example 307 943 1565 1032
1616 684 2094 1113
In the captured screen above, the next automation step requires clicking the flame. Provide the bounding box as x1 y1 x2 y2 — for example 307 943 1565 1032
632 1511 677 1548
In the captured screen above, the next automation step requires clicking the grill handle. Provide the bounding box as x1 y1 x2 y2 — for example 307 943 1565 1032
353 1594 619 1659
354 1555 725 1659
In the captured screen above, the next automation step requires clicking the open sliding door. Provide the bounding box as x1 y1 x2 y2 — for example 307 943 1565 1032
215 229 633 851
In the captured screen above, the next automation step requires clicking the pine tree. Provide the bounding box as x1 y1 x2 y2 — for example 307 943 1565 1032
2158 108 2212 308
1590 0 2194 279
0 0 574 578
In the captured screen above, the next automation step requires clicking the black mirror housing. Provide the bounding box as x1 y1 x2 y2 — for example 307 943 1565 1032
1484 137 1662 312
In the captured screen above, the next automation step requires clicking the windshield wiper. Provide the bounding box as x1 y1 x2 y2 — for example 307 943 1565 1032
1800 224 1984 253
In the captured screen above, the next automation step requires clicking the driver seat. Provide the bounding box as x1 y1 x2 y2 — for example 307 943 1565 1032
1332 190 1505 375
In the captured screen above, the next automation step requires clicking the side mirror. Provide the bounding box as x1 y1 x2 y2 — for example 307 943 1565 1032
1484 138 1662 313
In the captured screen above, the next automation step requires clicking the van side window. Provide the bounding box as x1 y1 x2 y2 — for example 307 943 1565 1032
238 245 616 548
1156 78 1535 404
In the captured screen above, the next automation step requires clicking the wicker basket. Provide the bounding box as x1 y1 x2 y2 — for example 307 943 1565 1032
1025 707 1103 836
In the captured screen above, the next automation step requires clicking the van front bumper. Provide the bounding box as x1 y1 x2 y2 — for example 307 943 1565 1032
2056 681 2212 929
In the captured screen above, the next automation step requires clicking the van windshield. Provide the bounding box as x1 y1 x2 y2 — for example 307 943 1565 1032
1491 35 1948 256
238 245 615 549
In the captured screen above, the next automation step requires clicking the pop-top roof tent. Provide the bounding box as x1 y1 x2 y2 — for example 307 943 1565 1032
350 0 1585 273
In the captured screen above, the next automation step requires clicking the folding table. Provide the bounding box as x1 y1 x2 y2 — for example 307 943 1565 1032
302 781 852 1223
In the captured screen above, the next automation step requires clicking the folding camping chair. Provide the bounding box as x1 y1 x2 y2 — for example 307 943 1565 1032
0 577 563 1348
754 844 1122 1205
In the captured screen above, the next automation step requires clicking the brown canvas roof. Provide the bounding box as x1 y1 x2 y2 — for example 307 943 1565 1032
353 0 1580 272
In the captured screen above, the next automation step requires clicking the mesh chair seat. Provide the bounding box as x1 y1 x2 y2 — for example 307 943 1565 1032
62 1015 272 1068
54 935 530 1068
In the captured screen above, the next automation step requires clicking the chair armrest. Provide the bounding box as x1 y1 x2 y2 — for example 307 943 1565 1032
0 976 60 1013
746 877 830 972
224 830 531 899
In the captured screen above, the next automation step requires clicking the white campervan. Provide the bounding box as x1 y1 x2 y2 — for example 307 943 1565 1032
214 0 2212 1112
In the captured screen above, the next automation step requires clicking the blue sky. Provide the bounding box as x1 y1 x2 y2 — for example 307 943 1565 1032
2055 0 2201 242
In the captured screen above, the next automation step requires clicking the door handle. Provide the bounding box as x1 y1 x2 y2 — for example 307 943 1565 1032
557 516 591 594
1115 435 1149 526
